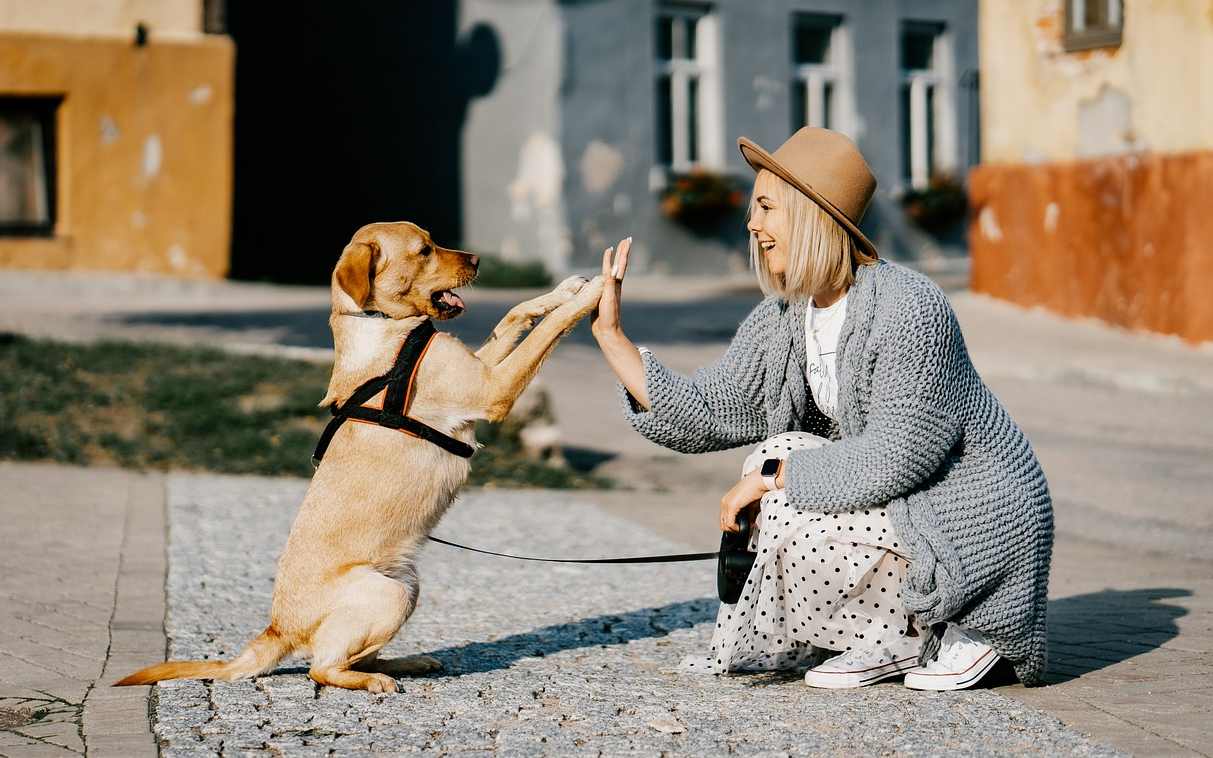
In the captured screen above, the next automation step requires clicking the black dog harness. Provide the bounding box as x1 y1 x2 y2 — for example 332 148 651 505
312 319 475 467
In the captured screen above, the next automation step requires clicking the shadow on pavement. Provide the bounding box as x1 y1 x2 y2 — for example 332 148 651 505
110 294 764 350
251 597 718 679
1043 587 1189 684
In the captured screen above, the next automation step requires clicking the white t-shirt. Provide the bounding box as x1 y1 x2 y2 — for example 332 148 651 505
805 294 848 421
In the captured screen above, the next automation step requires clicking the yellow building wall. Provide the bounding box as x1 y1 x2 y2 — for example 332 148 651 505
0 32 233 276
0 0 202 38
980 0 1213 163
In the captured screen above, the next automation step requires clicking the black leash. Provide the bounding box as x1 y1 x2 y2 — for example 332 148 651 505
426 534 717 564
312 319 475 467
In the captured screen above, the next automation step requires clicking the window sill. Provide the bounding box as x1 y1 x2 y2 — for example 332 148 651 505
1063 30 1122 52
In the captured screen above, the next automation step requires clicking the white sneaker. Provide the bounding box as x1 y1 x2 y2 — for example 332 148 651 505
803 636 922 689
903 623 1001 691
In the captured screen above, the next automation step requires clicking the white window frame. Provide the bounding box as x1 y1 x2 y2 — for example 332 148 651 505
901 23 957 191
791 15 856 137
654 4 722 175
1065 0 1123 51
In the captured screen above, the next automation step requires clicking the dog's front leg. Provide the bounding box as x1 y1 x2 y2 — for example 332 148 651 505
480 276 604 421
475 275 589 366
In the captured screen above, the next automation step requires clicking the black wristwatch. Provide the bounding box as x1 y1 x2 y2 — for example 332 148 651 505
760 458 781 491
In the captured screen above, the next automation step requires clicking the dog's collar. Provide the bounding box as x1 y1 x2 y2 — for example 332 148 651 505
338 310 391 319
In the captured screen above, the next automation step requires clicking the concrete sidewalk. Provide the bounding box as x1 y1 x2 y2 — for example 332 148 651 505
0 463 165 757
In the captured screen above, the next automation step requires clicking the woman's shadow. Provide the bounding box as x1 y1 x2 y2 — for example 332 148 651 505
1034 587 1189 685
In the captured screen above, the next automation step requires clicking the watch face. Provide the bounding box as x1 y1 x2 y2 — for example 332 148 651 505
760 458 780 477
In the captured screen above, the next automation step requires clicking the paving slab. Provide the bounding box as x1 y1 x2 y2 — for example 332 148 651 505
0 462 165 758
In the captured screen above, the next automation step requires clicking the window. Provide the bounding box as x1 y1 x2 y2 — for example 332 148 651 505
1064 0 1123 51
791 13 853 136
0 97 59 237
654 4 721 171
900 21 955 191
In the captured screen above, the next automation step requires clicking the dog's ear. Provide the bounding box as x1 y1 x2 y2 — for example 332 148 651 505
334 240 379 309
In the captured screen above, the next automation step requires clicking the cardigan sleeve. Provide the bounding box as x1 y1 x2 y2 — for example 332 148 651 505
616 299 775 454
784 283 963 512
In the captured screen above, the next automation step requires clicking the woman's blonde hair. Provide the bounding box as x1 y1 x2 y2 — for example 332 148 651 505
747 169 878 299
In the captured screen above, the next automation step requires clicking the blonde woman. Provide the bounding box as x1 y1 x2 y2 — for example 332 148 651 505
590 128 1053 690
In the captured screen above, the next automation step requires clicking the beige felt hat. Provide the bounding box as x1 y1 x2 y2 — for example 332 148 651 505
738 127 878 258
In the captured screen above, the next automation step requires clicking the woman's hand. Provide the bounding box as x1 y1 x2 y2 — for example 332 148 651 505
591 237 631 338
720 471 767 532
590 237 651 409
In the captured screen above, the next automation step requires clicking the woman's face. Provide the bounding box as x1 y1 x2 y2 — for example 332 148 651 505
747 172 789 276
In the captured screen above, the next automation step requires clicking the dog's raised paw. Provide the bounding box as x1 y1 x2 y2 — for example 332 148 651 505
555 275 590 296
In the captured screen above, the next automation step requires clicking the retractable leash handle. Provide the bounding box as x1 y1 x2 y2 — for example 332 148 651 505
717 512 757 604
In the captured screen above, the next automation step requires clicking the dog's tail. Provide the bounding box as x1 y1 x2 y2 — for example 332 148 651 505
113 626 292 686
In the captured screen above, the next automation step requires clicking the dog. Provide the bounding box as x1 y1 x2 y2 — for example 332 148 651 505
116 221 604 692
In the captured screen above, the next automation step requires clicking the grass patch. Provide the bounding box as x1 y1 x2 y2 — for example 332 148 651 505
472 255 553 288
0 333 609 488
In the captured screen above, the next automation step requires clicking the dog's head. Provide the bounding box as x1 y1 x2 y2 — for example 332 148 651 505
332 222 479 320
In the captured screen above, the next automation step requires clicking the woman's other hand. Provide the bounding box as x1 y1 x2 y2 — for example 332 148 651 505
591 237 631 338
720 471 766 532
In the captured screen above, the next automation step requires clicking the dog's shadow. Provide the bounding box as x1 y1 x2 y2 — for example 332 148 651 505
272 596 718 679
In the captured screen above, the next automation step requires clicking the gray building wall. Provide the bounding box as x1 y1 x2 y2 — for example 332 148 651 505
460 0 979 276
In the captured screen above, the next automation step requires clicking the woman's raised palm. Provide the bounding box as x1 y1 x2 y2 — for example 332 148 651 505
591 237 631 336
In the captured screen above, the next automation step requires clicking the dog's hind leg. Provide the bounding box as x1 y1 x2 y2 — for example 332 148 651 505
475 275 589 366
307 568 416 693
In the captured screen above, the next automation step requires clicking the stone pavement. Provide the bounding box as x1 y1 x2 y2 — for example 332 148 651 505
152 476 1114 757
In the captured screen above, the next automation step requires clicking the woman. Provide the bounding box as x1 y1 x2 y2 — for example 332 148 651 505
591 128 1053 690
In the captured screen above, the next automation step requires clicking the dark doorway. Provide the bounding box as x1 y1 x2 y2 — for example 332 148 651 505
226 2 500 283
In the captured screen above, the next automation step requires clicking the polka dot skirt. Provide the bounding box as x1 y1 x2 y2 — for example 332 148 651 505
682 432 915 675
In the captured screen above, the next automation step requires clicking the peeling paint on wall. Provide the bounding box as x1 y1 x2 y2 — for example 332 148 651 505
579 139 623 195
752 75 780 112
189 84 213 105
1043 201 1059 233
979 206 1003 242
1077 84 1139 157
506 132 570 272
99 115 119 145
142 135 162 180
167 243 188 270
508 132 562 220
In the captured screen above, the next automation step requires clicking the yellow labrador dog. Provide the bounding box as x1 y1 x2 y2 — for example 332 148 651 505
117 221 604 692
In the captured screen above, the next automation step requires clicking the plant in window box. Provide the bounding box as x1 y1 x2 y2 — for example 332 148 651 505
900 174 969 235
659 169 746 233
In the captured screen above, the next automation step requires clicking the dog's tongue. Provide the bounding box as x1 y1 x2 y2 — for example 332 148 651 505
440 291 464 309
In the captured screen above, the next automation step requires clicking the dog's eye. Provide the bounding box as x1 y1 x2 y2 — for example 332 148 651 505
417 245 431 257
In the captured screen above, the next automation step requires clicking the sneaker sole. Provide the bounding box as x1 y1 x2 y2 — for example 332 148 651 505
903 650 1000 691
804 656 921 690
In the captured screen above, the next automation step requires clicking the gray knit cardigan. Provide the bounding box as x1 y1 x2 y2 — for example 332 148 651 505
619 260 1053 685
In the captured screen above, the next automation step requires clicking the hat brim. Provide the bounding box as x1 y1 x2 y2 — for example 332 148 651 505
738 136 878 260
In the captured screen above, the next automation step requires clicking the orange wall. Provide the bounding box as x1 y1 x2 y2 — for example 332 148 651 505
969 151 1213 344
0 31 233 276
